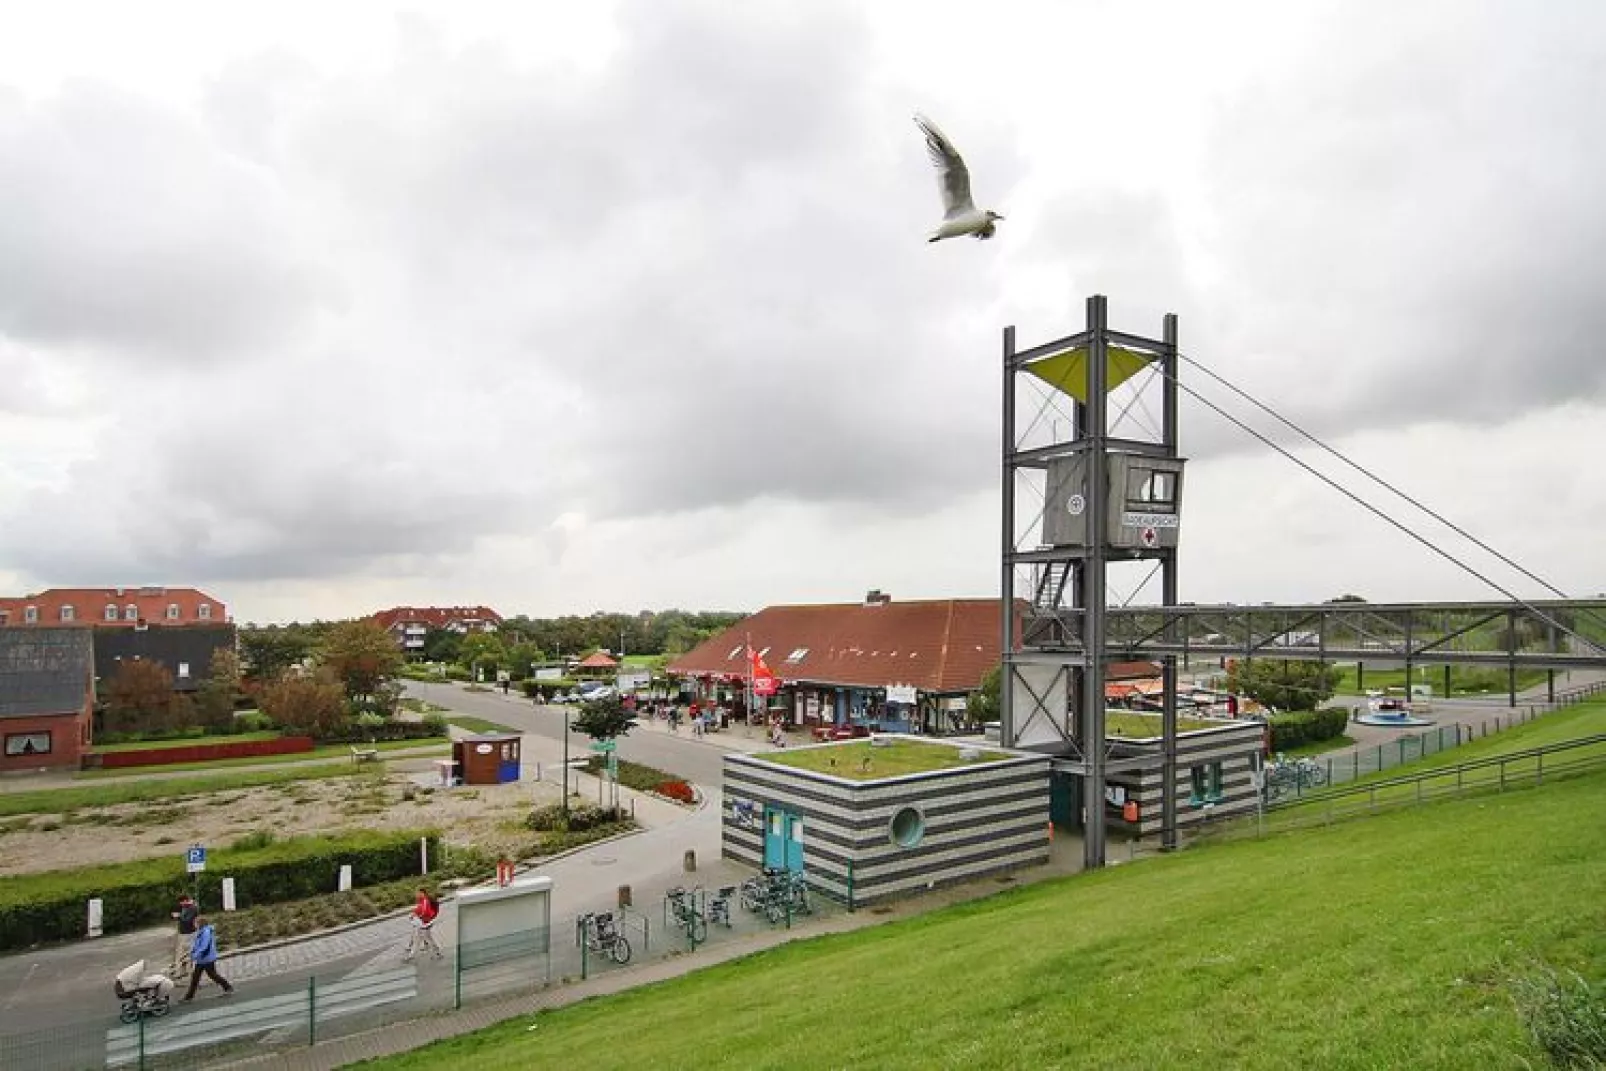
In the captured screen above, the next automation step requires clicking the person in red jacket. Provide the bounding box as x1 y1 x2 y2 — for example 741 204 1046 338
403 888 443 962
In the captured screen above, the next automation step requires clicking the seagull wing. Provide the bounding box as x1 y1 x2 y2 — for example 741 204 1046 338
914 113 975 218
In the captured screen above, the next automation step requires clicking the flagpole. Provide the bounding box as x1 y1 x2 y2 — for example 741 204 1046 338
746 631 754 729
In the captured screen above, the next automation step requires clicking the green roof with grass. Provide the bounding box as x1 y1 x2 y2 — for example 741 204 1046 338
1104 710 1230 738
755 738 1015 781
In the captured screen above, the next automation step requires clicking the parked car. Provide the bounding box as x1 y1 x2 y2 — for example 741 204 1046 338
811 723 873 742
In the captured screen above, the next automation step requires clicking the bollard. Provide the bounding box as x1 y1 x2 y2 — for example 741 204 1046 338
683 849 697 873
618 884 632 909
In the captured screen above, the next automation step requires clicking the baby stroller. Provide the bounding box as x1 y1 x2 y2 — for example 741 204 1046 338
114 960 175 1023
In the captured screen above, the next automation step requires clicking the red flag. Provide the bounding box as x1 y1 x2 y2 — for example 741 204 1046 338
749 645 778 697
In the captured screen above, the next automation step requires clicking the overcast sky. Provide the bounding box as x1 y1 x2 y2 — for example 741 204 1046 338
1 0 1602 624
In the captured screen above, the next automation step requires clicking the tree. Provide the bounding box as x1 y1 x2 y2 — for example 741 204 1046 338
570 695 638 742
194 648 241 731
104 659 184 735
261 671 347 738
966 664 1001 728
506 641 546 680
459 632 508 679
320 619 403 703
238 627 316 682
1224 659 1340 712
420 627 462 664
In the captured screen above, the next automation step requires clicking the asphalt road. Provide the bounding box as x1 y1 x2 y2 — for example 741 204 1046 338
402 680 729 786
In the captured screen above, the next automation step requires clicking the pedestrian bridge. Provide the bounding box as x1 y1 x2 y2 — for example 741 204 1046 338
1023 599 1606 670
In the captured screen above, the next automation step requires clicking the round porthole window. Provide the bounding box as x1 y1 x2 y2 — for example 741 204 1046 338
889 806 926 849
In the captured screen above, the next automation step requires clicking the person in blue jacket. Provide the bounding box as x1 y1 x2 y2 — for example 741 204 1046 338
181 916 235 1001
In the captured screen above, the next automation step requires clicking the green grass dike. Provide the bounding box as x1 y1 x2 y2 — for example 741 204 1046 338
354 766 1606 1069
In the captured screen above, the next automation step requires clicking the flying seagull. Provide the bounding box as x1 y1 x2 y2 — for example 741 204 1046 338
914 113 1003 242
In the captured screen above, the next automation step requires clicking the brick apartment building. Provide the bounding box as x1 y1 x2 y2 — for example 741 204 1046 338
0 586 228 629
0 586 234 692
371 606 503 657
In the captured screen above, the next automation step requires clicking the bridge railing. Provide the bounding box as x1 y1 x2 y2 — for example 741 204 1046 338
1206 733 1606 845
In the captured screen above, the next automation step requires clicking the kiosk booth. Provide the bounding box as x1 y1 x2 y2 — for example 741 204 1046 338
452 733 522 785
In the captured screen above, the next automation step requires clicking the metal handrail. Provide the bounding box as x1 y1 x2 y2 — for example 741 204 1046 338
1278 732 1606 807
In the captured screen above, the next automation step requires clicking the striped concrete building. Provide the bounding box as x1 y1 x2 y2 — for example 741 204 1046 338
1098 719 1267 836
722 737 1051 907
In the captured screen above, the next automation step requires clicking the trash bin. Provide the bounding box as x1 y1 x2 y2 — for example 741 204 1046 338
1122 801 1139 823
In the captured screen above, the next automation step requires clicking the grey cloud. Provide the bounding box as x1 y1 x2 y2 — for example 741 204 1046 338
1196 0 1606 430
0 81 330 364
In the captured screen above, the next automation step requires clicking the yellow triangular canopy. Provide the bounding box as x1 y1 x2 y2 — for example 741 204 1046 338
1024 346 1154 402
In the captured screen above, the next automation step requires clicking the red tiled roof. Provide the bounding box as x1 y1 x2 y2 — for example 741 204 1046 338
575 651 619 669
669 599 1162 695
0 587 226 628
667 598 1027 694
370 606 503 631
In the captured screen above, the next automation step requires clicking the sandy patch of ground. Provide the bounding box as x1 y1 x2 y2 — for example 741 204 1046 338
0 768 564 877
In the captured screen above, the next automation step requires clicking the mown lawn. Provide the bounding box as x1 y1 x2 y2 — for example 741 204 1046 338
760 739 1009 780
1333 664 1547 697
0 764 366 817
447 716 521 735
359 769 1606 1070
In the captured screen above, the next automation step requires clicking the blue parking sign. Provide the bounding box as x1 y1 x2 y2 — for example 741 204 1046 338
186 846 206 873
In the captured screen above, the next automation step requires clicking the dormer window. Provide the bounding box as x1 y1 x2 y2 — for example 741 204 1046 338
198 604 212 620
166 604 180 621
59 605 75 622
785 648 810 664
23 605 37 624
104 604 118 621
124 605 138 621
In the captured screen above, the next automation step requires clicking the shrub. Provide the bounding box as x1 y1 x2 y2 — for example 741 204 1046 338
656 780 696 804
229 711 277 734
526 804 623 833
1509 963 1606 1069
585 755 684 793
421 712 448 736
1268 706 1350 752
0 829 440 951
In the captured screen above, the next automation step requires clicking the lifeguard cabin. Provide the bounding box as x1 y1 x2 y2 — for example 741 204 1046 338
452 733 522 785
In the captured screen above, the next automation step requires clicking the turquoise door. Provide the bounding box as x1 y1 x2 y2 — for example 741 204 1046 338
763 806 787 869
763 807 806 873
785 813 804 873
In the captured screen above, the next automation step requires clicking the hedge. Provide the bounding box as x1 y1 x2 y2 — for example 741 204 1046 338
1268 706 1351 752
0 828 440 951
316 717 447 744
521 679 580 699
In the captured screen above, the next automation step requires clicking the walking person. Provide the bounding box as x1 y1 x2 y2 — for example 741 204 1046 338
403 887 444 961
170 893 199 977
181 916 234 1001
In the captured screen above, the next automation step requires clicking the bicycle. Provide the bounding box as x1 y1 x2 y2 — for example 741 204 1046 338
708 885 736 928
740 867 789 912
576 911 631 965
761 871 812 923
665 886 709 943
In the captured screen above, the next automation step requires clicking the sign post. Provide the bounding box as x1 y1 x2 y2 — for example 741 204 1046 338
186 844 206 902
